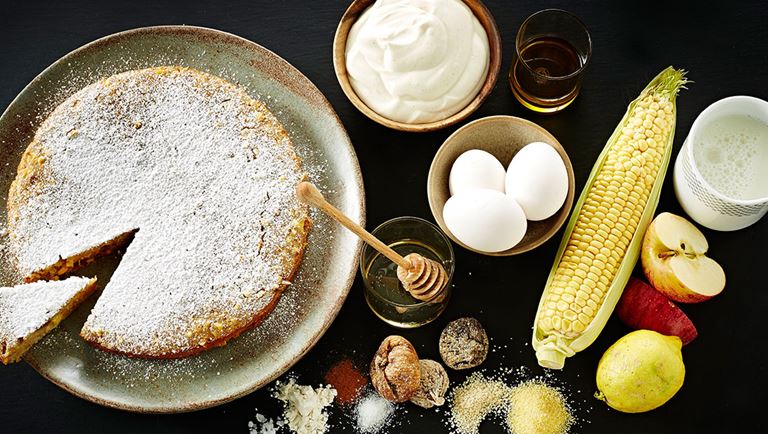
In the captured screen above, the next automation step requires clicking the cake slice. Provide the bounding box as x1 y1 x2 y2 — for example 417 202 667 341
0 276 98 364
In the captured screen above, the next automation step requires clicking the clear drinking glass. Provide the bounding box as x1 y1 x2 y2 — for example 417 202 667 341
509 9 592 113
360 217 454 328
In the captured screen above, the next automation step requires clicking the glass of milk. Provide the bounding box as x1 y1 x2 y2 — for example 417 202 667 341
673 96 768 231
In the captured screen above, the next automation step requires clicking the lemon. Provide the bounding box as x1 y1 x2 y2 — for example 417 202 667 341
595 330 685 413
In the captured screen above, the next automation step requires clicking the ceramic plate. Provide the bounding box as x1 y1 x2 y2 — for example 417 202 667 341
0 26 364 413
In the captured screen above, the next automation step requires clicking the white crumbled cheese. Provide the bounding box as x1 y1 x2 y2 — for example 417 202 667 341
274 379 336 434
248 412 278 434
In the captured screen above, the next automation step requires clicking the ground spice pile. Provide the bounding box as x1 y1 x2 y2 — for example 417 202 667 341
506 380 573 434
324 358 367 405
450 373 512 434
449 372 575 434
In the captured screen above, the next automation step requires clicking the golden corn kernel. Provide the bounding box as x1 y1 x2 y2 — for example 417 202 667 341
572 321 586 334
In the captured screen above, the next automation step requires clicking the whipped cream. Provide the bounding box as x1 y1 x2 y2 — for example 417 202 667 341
345 0 490 124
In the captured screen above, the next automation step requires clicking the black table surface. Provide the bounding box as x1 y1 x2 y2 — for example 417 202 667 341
1 1 767 433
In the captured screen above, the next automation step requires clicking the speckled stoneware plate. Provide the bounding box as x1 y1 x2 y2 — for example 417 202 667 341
0 26 364 413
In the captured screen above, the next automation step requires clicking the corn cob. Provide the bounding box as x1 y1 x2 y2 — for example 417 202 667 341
532 67 688 369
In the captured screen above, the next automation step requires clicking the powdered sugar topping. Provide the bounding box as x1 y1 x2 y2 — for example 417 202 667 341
0 276 93 343
7 67 309 357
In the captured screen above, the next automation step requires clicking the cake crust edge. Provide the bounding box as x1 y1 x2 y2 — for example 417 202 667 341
78 218 311 359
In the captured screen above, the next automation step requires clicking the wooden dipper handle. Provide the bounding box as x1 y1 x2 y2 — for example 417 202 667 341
296 182 411 269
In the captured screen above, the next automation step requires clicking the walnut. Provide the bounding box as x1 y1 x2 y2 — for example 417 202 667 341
370 335 421 402
439 317 489 370
409 359 449 409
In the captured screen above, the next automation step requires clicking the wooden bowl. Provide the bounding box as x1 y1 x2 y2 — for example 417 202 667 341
333 0 502 132
427 115 575 256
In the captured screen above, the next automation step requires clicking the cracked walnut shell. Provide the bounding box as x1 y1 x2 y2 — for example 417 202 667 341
370 335 421 402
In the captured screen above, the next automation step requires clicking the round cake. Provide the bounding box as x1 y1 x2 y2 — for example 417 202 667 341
6 66 311 358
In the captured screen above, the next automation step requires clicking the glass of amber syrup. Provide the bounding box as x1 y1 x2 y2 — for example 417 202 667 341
509 9 592 113
360 217 454 328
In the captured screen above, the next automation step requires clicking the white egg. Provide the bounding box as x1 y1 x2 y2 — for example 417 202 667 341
442 189 527 253
448 149 506 196
505 142 569 221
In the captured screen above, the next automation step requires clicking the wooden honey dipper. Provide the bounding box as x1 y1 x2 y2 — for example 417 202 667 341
296 182 447 302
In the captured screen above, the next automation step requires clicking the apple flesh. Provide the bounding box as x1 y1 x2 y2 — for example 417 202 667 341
617 277 698 345
641 212 725 303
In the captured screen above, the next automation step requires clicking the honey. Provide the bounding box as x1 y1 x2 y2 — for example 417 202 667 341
360 217 454 328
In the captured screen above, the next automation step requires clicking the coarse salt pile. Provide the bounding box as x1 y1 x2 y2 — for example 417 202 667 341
274 379 337 434
355 391 395 433
506 380 573 434
450 373 512 434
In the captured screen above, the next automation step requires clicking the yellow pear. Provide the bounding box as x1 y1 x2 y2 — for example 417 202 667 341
595 330 685 413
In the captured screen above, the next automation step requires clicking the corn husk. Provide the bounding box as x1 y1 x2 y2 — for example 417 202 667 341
532 67 688 369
